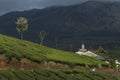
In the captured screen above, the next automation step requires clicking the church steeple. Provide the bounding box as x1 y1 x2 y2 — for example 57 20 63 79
82 43 85 49
79 42 87 52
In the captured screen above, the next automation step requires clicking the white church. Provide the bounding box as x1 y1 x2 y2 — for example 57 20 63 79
76 43 120 66
75 43 104 60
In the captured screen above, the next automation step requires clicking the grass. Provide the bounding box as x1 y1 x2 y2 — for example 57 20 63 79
0 69 119 80
0 34 105 66
46 51 103 65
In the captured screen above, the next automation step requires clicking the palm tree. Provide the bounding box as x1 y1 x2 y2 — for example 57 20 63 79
16 17 28 40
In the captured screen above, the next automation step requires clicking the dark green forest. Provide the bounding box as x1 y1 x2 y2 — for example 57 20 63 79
0 1 120 51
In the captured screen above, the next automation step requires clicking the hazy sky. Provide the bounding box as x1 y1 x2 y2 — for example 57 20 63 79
0 0 120 15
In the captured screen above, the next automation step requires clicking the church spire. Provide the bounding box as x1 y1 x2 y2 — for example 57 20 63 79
79 42 87 52
82 43 85 49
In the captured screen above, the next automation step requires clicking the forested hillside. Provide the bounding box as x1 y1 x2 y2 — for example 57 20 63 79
0 1 120 50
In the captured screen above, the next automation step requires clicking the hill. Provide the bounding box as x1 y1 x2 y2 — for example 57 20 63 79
0 34 114 80
0 34 118 79
0 1 120 50
0 34 105 69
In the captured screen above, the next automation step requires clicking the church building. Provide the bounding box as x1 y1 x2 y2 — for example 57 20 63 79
76 43 104 60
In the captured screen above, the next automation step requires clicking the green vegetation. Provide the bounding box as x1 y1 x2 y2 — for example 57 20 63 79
1 1 120 51
15 17 28 40
0 1 119 79
0 34 104 66
0 69 119 80
93 46 108 59
109 59 116 69
0 34 113 80
108 47 120 60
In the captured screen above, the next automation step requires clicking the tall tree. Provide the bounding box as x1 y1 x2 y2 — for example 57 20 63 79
16 17 28 40
38 31 46 45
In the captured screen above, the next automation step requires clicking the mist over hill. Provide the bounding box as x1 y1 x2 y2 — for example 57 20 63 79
0 1 120 51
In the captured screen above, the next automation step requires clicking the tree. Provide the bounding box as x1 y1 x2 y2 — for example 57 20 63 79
15 17 28 40
109 59 116 69
96 46 108 56
38 31 46 45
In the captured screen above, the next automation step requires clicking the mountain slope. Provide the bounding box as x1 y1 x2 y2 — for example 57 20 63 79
0 1 120 50
0 34 117 80
0 34 105 68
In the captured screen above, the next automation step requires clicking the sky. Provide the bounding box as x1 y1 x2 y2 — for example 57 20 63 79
0 0 120 15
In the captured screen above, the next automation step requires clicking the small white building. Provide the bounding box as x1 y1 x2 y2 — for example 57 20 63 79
76 43 104 60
